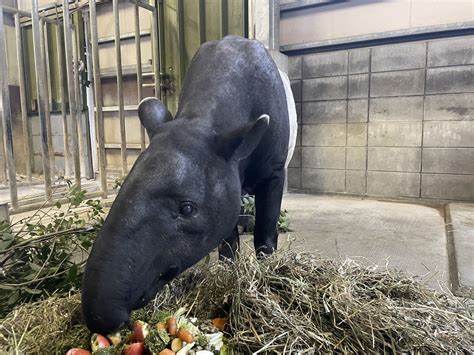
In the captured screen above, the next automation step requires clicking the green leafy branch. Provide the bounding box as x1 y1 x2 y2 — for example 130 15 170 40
0 182 104 317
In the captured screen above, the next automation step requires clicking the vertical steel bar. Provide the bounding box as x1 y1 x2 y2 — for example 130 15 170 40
221 0 229 37
0 7 18 209
15 13 33 182
152 3 160 100
176 0 185 82
40 16 55 175
63 0 81 188
0 111 7 185
89 0 107 198
73 20 93 180
113 0 127 175
199 0 206 44
31 0 53 200
72 25 85 176
42 17 53 109
55 12 72 177
157 0 166 103
83 11 97 179
134 4 145 151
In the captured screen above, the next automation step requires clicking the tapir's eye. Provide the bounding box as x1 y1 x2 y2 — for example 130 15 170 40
179 202 194 217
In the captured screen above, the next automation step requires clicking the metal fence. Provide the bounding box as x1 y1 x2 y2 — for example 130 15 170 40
0 0 161 214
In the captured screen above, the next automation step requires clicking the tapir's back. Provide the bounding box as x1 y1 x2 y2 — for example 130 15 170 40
176 36 290 188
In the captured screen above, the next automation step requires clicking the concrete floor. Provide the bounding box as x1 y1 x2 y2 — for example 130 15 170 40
276 193 454 291
449 203 474 297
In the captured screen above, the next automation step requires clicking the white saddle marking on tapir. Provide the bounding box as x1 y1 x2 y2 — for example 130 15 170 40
279 69 297 168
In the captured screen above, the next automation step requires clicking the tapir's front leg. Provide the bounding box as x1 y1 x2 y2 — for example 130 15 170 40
254 169 285 255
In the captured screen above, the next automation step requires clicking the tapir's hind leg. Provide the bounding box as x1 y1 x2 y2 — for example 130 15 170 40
218 226 240 260
254 169 285 256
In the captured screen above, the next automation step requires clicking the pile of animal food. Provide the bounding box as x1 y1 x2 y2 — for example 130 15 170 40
65 309 227 354
0 250 472 354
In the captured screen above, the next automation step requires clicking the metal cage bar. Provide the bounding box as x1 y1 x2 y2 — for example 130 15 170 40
134 3 146 152
62 0 82 188
55 7 72 178
89 0 107 198
31 0 53 200
0 6 19 209
14 12 33 182
113 0 127 175
40 16 55 174
151 3 160 99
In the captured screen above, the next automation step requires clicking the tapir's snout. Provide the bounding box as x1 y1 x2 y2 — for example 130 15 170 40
82 299 130 335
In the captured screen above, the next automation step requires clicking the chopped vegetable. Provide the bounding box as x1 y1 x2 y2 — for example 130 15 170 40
132 320 150 342
143 329 169 354
107 332 121 346
65 348 91 355
177 328 194 343
196 334 208 347
91 334 110 351
123 342 145 355
171 338 183 352
206 332 224 351
176 342 195 355
94 346 117 355
211 318 226 331
156 322 167 331
158 349 175 355
166 317 177 336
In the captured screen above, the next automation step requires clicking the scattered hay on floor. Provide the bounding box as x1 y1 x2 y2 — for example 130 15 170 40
1 250 473 354
0 292 89 354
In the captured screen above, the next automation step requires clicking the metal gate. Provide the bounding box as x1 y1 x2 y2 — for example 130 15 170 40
0 0 246 215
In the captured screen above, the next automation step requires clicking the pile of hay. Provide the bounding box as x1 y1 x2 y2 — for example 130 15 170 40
1 250 472 354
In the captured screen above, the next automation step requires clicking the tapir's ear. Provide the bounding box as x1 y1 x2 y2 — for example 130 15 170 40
138 97 173 138
215 114 270 161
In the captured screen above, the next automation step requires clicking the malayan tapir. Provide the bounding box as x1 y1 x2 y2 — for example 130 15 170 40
82 36 297 334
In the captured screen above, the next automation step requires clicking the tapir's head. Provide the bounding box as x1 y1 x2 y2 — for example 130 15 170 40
82 98 269 334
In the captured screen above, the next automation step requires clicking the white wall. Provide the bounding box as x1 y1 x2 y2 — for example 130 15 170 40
280 0 474 46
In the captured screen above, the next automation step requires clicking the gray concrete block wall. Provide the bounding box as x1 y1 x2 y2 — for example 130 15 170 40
287 35 474 201
30 112 91 177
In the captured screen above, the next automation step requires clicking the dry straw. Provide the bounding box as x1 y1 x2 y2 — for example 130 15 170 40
1 250 473 354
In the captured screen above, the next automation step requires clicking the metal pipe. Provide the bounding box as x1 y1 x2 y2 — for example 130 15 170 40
1 4 59 25
70 1 89 15
128 0 154 13
62 0 81 188
221 0 229 37
135 3 145 151
152 3 161 99
177 0 185 81
40 16 55 174
72 24 85 177
31 0 53 201
113 0 127 175
157 0 166 103
55 9 72 177
199 0 206 44
0 6 19 209
15 13 33 182
83 11 97 180
89 0 107 198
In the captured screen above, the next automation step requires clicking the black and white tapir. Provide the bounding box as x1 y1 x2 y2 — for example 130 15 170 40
82 36 297 334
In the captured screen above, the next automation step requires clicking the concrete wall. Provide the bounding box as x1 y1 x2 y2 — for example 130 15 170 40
280 0 474 46
287 35 474 201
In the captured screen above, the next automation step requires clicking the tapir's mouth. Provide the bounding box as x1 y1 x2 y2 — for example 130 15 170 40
132 264 180 310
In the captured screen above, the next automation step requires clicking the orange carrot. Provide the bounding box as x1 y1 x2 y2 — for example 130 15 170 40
177 328 194 343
